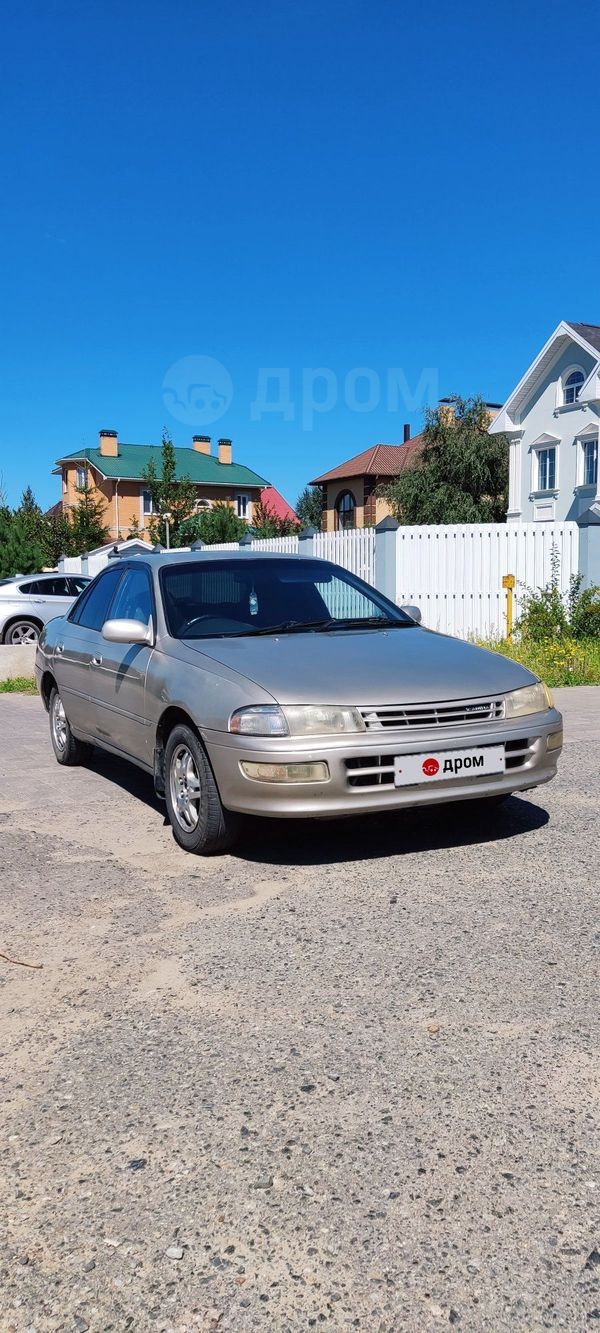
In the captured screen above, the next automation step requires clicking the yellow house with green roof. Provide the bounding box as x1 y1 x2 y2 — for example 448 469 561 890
54 430 269 540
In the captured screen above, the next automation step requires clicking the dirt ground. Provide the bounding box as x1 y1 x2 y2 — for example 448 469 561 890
0 689 598 1332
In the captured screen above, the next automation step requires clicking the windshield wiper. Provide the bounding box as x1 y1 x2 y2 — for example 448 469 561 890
225 618 336 637
219 615 415 638
314 616 415 631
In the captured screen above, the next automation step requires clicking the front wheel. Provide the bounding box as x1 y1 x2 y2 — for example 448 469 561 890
164 724 241 855
49 687 92 766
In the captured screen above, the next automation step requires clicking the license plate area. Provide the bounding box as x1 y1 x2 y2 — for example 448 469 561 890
394 745 505 787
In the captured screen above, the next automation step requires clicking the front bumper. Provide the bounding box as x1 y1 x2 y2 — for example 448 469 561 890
204 708 563 818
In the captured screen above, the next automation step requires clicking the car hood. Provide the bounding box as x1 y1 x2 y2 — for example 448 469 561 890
183 627 537 706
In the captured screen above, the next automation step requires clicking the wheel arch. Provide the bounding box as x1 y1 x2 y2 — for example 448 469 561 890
40 670 57 712
154 705 201 795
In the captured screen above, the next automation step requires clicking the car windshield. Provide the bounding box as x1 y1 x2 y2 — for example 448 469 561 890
159 558 417 639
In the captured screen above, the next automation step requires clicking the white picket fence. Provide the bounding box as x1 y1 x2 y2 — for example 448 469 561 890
207 530 376 583
60 520 581 641
393 521 579 639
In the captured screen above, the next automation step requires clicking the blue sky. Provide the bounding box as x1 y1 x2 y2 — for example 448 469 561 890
1 0 599 509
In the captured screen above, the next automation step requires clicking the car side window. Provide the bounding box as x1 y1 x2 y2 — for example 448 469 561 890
37 577 72 597
18 581 38 595
108 567 153 625
69 567 123 630
69 577 90 595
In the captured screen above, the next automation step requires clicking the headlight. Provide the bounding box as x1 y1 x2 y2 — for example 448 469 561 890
284 705 365 736
229 705 288 736
504 681 554 718
229 704 365 737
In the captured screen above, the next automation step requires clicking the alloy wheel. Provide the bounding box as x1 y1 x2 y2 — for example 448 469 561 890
9 622 39 645
51 694 68 752
169 744 202 830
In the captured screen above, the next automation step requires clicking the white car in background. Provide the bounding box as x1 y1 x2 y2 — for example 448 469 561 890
0 573 90 644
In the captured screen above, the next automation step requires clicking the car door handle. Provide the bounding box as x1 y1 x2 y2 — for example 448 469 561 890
91 654 103 666
56 643 64 655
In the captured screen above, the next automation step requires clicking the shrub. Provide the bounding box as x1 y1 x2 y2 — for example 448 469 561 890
515 548 600 642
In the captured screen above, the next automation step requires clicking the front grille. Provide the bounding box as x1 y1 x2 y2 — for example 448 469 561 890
345 738 533 790
359 698 505 731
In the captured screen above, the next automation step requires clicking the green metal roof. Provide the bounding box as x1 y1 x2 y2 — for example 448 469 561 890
56 443 269 489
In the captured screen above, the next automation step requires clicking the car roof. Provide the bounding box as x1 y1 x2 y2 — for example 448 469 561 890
126 549 312 568
0 571 89 586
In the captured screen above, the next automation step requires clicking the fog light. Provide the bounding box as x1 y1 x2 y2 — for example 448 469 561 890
546 730 563 751
240 761 330 784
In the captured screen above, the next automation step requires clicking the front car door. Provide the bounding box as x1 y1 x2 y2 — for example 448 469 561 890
87 564 155 764
54 566 124 736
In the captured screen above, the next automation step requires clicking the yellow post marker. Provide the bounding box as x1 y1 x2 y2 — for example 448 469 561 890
502 574 516 641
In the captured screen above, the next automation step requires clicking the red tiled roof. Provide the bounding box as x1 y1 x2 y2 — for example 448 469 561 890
259 485 298 522
310 436 424 485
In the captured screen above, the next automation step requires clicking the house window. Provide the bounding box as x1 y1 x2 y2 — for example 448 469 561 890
76 465 87 489
563 368 584 404
142 489 154 516
236 494 250 519
335 490 356 530
537 447 556 492
583 437 598 487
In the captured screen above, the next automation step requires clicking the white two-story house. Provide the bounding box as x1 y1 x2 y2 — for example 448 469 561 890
490 321 600 522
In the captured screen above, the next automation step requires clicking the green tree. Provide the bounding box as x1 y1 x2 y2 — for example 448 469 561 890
250 498 300 537
0 509 46 578
43 508 73 566
179 503 247 546
383 396 510 524
296 485 322 529
142 431 198 546
68 481 110 553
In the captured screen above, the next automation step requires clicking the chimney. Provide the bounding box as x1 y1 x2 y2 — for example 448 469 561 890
438 398 456 425
192 435 211 455
99 429 118 457
403 423 410 443
217 437 232 465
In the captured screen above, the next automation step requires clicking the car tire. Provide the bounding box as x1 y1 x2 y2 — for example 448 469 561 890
4 619 41 645
49 686 92 766
164 723 241 855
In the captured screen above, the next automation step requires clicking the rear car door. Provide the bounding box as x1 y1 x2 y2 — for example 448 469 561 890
87 565 155 763
53 566 124 736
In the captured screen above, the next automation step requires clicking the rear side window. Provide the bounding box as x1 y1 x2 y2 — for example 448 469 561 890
18 580 40 594
69 577 90 595
69 566 123 630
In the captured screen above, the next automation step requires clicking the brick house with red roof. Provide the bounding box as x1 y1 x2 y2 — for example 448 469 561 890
310 427 425 531
311 400 501 530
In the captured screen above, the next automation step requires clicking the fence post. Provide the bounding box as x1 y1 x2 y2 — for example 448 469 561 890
298 526 316 558
577 504 600 587
239 533 253 547
374 517 399 601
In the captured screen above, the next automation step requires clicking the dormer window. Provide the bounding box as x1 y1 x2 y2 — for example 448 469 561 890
563 368 585 404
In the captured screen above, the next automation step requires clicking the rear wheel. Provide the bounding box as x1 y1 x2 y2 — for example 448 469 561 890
164 723 241 855
49 687 92 766
4 619 41 645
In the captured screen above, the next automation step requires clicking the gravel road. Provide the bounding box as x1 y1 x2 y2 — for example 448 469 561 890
0 689 598 1332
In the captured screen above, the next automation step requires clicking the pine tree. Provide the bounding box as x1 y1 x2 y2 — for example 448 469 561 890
142 431 198 546
68 481 110 553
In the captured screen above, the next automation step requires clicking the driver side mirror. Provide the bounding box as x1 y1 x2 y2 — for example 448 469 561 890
102 617 153 645
400 604 422 624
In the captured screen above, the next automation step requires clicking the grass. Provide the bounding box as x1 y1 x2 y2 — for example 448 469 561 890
0 676 38 694
478 637 600 687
